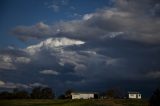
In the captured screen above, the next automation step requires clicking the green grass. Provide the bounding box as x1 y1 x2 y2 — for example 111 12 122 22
0 99 149 106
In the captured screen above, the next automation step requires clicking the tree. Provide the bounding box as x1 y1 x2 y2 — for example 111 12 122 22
13 88 29 99
41 87 54 99
65 89 74 99
94 93 99 99
106 89 116 98
150 88 160 106
0 91 13 99
105 88 124 99
31 86 54 99
100 92 107 99
31 87 42 99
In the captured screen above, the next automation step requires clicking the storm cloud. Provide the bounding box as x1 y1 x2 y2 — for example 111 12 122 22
12 0 160 44
0 0 160 96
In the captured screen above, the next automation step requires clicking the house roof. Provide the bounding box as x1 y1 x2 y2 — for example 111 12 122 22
128 92 141 94
71 92 98 95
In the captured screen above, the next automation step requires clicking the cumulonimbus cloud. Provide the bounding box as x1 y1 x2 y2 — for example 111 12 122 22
25 37 85 55
1 0 160 93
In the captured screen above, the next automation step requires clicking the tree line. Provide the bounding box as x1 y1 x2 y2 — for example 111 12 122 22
0 86 159 106
0 86 54 99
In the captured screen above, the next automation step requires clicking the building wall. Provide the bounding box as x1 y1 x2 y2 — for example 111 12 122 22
128 93 141 99
138 94 141 99
71 93 94 99
72 94 80 99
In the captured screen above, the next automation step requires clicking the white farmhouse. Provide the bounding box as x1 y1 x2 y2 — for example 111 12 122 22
128 92 141 99
71 92 95 99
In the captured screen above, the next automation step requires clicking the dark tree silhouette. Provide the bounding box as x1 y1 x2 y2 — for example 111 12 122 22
105 88 124 99
150 88 160 106
31 86 54 99
94 93 99 99
31 87 42 99
0 86 54 99
13 88 29 99
65 89 74 99
106 89 116 98
0 91 13 99
41 87 54 99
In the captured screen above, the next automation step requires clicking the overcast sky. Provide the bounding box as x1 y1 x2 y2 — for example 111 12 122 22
0 0 160 97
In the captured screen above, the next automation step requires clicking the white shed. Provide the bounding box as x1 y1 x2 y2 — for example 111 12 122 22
128 92 141 99
71 92 95 99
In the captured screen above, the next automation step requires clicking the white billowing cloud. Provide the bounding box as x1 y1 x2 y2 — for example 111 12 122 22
58 51 89 73
1 55 12 62
106 58 123 66
26 37 85 55
48 4 60 12
83 14 94 20
0 55 16 70
0 80 5 85
74 64 87 72
15 57 31 63
0 62 16 70
42 37 85 47
0 81 29 89
80 51 97 55
57 49 125 78
0 54 31 70
40 70 59 75
29 82 48 87
58 51 87 69
35 22 49 30
109 32 124 38
47 0 69 12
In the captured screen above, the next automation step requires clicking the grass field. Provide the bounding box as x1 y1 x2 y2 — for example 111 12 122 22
0 99 149 106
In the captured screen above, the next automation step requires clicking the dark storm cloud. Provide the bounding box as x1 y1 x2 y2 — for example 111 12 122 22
12 0 160 44
1 0 160 95
0 80 48 89
11 22 53 41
